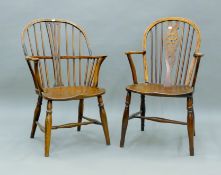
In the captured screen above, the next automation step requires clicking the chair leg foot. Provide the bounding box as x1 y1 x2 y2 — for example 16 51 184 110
140 95 145 131
30 96 42 138
187 96 194 156
45 100 52 157
77 99 84 132
97 96 110 145
120 92 131 147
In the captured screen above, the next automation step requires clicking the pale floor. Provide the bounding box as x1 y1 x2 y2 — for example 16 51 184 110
0 101 220 175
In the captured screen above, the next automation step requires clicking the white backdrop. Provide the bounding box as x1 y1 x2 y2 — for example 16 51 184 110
0 0 221 174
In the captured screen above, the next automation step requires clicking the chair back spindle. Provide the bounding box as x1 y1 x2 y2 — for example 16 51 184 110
143 17 201 87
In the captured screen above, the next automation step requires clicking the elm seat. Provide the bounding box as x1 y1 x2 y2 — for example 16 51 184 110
42 86 105 101
126 83 193 97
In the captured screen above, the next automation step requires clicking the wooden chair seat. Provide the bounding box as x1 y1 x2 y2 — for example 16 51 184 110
126 83 193 97
42 86 105 101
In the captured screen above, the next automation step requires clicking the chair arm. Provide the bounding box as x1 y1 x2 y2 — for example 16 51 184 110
125 50 146 55
60 55 107 59
192 52 204 87
124 51 146 84
25 56 40 61
90 56 107 87
25 57 44 92
26 55 107 60
193 52 204 59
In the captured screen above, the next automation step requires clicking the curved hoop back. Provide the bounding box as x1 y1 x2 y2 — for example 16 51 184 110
21 19 99 88
142 17 201 86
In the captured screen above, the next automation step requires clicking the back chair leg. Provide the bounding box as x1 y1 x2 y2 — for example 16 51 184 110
97 96 110 145
30 95 42 138
120 91 131 147
45 100 52 157
77 99 84 131
187 96 194 156
193 108 196 136
140 95 146 131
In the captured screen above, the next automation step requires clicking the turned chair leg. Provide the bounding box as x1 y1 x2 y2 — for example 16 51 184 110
97 96 110 145
77 99 84 131
30 96 42 138
120 91 131 147
140 94 145 131
187 96 194 156
45 100 52 157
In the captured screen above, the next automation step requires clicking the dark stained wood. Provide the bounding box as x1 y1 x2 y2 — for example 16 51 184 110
30 96 42 138
22 18 110 157
120 92 131 147
140 95 145 131
120 17 203 156
129 116 187 125
77 99 84 131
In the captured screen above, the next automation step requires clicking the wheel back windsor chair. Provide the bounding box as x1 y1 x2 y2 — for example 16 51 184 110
21 19 110 157
120 17 203 156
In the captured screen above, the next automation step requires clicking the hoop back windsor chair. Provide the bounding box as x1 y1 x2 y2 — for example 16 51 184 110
21 19 110 157
120 17 203 156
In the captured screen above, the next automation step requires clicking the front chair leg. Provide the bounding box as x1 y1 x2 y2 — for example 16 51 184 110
97 95 110 145
187 96 194 156
30 95 42 138
77 99 84 131
45 100 52 157
120 91 131 147
140 94 146 131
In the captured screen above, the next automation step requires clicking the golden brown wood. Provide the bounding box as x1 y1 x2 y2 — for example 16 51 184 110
187 96 194 156
52 121 95 129
42 86 105 101
98 96 110 145
121 17 203 156
45 100 52 157
126 83 193 97
21 18 110 157
35 118 101 132
175 23 185 85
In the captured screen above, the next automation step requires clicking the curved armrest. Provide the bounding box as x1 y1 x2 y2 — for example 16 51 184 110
26 55 107 60
91 56 107 87
191 52 204 87
124 50 146 84
61 55 107 59
193 52 204 58
25 55 107 89
25 56 44 92
25 56 40 61
125 50 146 55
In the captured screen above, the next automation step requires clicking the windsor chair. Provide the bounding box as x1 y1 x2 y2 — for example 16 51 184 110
21 19 110 157
120 17 203 156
